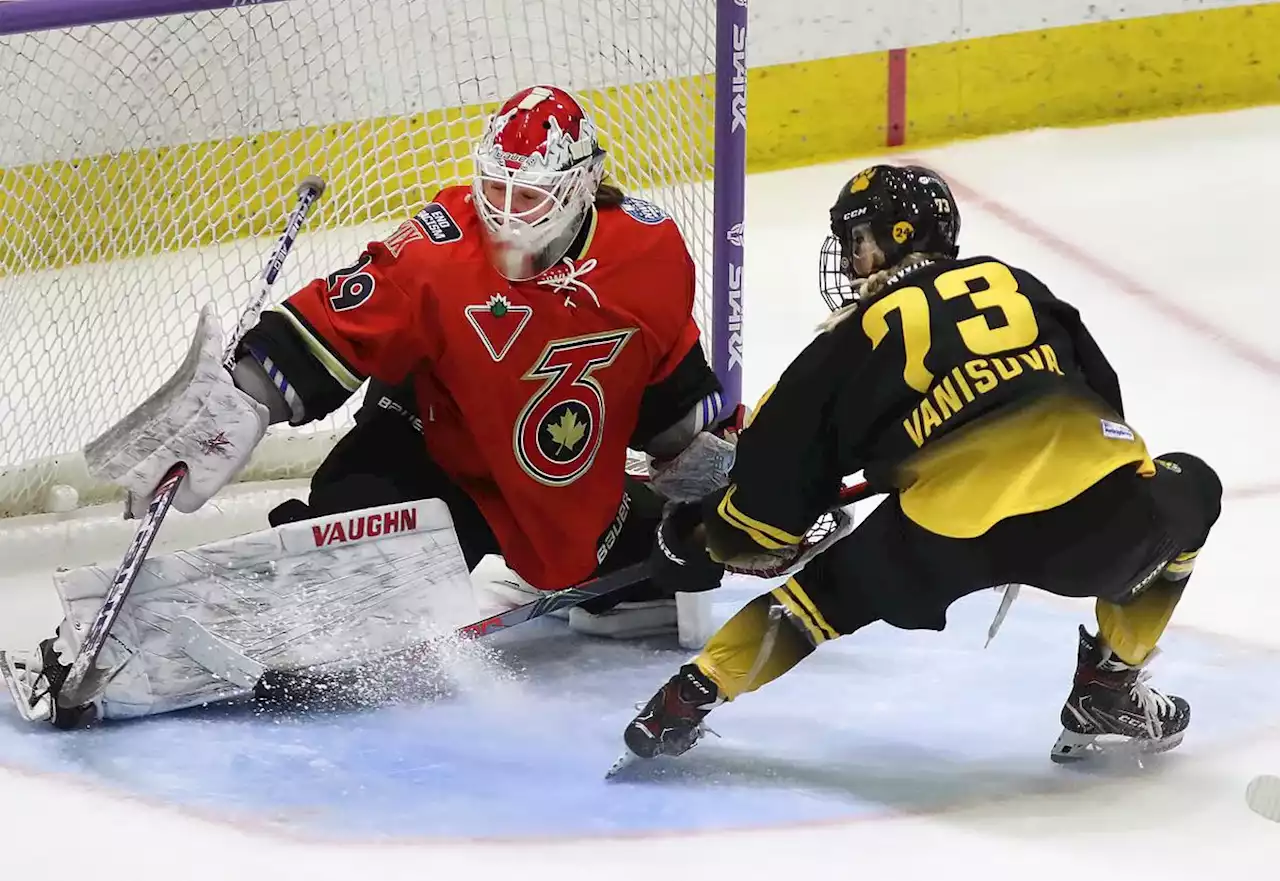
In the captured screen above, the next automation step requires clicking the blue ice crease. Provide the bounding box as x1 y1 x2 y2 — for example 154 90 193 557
2 578 1279 841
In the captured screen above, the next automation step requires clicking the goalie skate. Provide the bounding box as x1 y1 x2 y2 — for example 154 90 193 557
0 649 52 723
0 639 105 728
1050 626 1189 764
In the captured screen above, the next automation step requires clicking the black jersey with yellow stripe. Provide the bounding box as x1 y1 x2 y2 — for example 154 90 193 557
703 255 1152 562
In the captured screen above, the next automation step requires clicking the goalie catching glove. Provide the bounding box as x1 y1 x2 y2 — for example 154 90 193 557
83 306 270 517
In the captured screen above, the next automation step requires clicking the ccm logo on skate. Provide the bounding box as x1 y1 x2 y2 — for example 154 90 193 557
311 508 419 547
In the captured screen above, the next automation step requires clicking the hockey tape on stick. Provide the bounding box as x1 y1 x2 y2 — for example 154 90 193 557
58 179 326 711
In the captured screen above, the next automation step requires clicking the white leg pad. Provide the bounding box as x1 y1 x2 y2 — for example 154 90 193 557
47 498 474 720
676 591 714 650
567 590 713 647
470 554 564 618
569 599 677 640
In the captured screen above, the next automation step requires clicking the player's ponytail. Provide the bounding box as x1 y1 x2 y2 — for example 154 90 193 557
595 179 626 207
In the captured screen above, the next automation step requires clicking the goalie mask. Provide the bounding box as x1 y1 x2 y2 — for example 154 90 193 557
472 85 606 281
818 165 961 310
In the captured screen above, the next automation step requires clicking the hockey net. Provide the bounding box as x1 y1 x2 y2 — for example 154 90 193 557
0 0 745 517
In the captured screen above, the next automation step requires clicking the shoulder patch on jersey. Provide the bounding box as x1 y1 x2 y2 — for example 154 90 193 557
413 202 464 244
382 218 425 258
620 196 670 226
1101 419 1135 442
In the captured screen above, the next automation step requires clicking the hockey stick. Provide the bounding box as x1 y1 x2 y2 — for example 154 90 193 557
174 481 877 699
57 177 327 710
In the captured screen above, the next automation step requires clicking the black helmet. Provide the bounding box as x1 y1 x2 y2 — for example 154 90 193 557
819 165 961 310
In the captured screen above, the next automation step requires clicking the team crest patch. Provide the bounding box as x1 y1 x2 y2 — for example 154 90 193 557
465 294 533 362
514 329 635 486
414 203 463 244
620 196 669 225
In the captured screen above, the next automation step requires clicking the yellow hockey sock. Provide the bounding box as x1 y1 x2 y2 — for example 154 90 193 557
1095 583 1185 665
694 593 815 701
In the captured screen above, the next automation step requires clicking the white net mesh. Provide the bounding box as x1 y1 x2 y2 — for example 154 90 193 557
0 0 719 517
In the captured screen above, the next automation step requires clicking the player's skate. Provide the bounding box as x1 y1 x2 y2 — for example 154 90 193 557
1050 625 1189 764
0 636 101 729
607 663 722 776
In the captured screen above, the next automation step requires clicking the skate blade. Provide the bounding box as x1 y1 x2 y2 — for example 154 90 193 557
1050 728 1185 765
604 750 642 780
1246 775 1280 823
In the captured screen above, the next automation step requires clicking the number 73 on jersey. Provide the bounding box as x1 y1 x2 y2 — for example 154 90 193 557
861 261 1066 447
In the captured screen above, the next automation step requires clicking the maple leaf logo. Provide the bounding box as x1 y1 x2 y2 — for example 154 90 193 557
546 407 587 453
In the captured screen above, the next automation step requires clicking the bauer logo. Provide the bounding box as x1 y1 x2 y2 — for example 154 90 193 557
727 262 744 372
731 26 747 132
596 491 632 565
620 196 669 225
414 203 463 245
312 507 419 547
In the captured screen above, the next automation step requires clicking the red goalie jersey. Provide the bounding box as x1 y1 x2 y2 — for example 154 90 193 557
244 184 715 589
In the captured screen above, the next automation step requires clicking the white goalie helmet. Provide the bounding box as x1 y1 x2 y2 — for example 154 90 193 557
471 85 606 281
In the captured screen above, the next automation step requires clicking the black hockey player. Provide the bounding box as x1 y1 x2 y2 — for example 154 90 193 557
619 164 1222 766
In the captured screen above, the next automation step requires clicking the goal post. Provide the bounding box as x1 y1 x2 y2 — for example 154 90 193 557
0 0 747 517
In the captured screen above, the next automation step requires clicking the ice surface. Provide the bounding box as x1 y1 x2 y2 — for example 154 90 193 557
2 106 1280 878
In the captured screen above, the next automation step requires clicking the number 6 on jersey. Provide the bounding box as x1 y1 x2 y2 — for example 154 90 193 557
515 329 636 486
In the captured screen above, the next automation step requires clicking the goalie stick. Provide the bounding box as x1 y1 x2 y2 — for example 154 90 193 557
174 481 876 701
56 176 327 711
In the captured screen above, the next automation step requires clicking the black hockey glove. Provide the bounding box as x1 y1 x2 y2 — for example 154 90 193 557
650 502 725 595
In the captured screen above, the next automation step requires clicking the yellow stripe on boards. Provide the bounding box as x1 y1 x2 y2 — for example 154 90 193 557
907 5 1280 147
0 80 712 277
747 4 1280 165
744 52 890 172
6 5 1279 277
